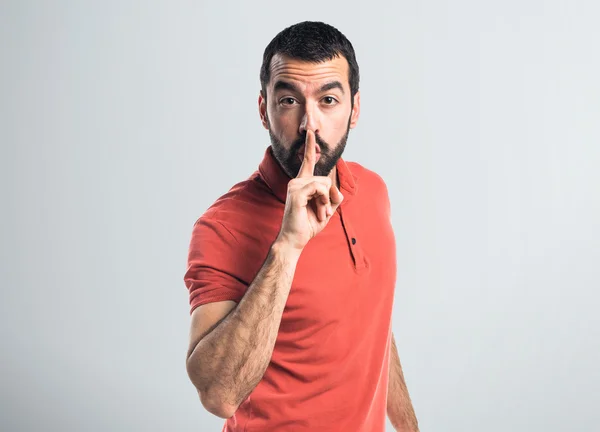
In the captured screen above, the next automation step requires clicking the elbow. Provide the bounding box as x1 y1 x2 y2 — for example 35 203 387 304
188 368 237 419
199 390 238 419
187 359 237 419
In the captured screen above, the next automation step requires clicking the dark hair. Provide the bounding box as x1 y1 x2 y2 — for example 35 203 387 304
260 21 360 100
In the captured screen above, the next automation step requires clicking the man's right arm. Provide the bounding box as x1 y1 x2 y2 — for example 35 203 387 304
185 239 301 418
187 129 342 418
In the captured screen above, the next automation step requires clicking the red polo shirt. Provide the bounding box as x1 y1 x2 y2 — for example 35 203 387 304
184 145 397 431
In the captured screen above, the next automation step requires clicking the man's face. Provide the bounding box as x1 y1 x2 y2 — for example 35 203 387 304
259 54 360 178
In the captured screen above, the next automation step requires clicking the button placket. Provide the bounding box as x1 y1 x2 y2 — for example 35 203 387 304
338 206 368 272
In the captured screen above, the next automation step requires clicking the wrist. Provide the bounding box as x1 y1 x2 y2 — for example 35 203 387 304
271 238 303 262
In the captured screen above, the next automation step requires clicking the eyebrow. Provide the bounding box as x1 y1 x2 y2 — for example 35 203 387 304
319 81 345 94
273 80 300 93
273 80 345 95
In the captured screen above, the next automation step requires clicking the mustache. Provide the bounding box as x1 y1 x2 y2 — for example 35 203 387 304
293 132 328 154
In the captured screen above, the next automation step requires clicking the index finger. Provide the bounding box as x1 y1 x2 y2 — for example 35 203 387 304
296 130 317 178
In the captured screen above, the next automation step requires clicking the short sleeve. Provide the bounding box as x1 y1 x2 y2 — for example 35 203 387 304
373 171 392 223
183 217 249 315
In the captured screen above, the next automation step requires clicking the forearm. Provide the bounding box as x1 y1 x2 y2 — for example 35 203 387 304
187 240 300 415
387 333 419 432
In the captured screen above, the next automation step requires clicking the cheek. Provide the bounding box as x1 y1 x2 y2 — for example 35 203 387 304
269 110 300 135
323 104 351 124
323 110 351 138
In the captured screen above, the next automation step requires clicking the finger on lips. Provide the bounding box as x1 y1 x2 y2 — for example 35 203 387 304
298 130 317 178
296 130 343 219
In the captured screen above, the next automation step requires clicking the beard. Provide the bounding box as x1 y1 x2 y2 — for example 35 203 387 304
267 116 352 179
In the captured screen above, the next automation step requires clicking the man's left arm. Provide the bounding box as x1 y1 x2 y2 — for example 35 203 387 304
387 332 419 432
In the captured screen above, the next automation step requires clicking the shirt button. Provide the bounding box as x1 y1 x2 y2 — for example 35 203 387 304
351 238 356 245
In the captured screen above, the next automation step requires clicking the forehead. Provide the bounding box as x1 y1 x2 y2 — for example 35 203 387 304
268 53 349 92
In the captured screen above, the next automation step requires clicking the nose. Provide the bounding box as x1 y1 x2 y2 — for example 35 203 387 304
298 103 320 136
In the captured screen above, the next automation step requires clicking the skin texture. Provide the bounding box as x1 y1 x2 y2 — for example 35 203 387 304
388 332 420 432
186 240 301 418
276 128 345 251
259 53 361 188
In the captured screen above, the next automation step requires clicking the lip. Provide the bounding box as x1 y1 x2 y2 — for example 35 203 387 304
299 152 321 161
299 143 321 157
300 143 321 153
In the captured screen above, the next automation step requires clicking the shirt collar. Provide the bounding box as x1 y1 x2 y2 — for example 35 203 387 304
258 145 357 205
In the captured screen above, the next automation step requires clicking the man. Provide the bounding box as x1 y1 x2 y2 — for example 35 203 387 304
184 21 419 431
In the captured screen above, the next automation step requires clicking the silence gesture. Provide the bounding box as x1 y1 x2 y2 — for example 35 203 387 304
275 130 344 252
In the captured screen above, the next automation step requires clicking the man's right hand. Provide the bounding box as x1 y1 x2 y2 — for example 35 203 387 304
275 130 344 252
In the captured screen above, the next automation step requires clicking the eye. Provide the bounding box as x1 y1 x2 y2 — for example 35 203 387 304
322 96 338 105
280 97 297 105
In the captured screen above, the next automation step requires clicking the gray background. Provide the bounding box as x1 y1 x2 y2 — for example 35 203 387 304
2 1 599 431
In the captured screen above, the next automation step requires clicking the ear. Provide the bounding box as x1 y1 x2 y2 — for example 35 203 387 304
258 90 269 130
349 91 360 129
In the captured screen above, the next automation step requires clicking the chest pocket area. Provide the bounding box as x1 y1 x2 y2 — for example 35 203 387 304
277 236 357 362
